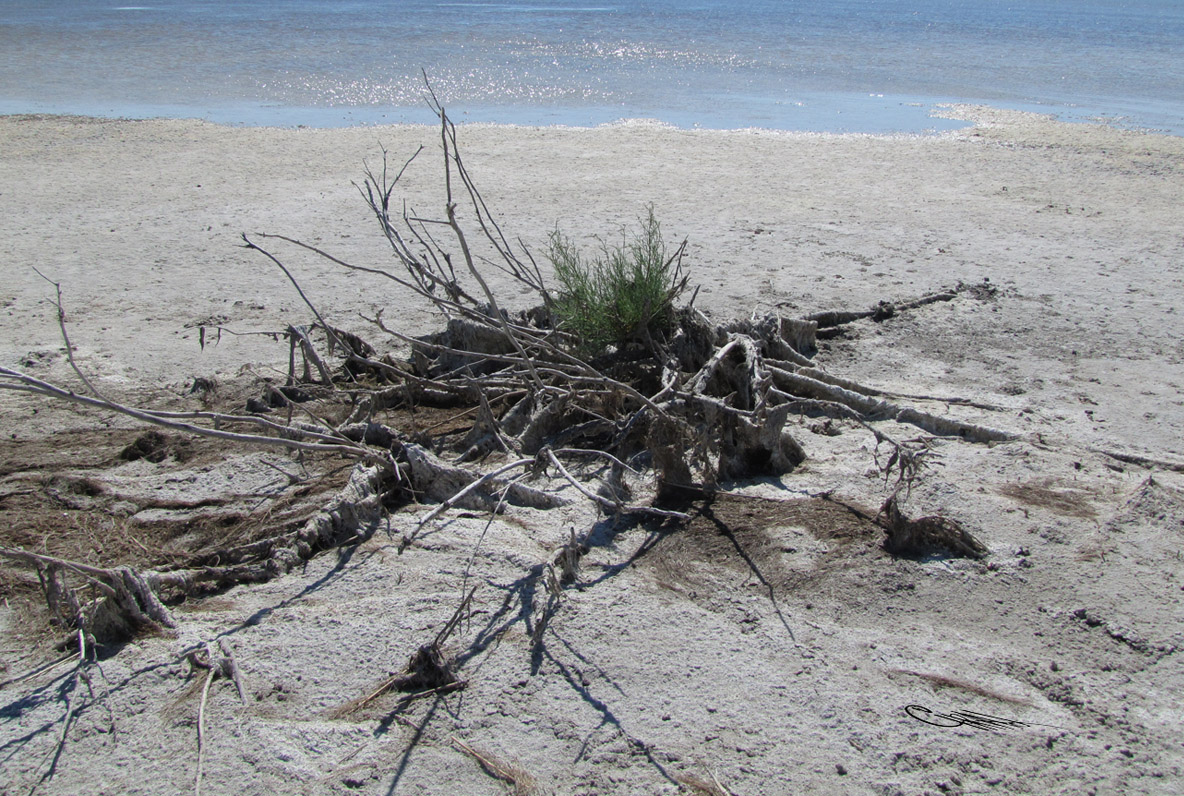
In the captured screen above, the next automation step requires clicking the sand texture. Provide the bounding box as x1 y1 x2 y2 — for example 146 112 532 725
1 106 1184 795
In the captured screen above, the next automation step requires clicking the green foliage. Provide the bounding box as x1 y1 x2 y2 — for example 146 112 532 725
548 207 688 354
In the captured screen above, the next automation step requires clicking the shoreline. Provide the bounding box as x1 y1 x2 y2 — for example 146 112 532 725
3 92 1181 138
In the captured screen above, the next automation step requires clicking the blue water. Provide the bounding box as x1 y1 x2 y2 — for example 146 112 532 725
1 0 1181 134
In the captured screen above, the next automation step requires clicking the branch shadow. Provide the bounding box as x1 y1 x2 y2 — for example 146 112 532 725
693 499 796 642
216 526 383 640
538 625 677 786
576 513 678 589
380 694 445 795
450 562 545 674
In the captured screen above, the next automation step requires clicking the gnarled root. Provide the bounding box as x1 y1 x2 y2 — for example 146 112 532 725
879 494 989 559
716 403 806 482
1 461 397 641
770 366 1013 443
0 550 178 643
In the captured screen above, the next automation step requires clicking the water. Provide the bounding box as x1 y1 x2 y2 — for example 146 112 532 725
1 0 1181 134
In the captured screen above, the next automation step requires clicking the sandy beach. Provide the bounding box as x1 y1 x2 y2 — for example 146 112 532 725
2 107 1183 794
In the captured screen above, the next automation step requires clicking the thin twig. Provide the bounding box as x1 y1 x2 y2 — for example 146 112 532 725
241 234 345 356
32 268 108 402
217 639 248 705
427 91 546 393
407 457 537 548
195 665 216 796
552 447 644 476
0 367 376 460
460 477 520 600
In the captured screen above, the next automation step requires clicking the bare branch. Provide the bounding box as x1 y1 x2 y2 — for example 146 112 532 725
0 366 378 460
543 448 690 521
32 267 108 402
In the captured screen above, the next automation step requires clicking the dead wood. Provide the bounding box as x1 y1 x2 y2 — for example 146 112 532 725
1090 447 1184 474
806 288 959 332
0 460 393 641
187 639 247 796
3 90 1021 696
716 313 818 365
195 664 216 796
768 366 1014 443
403 445 560 510
542 448 690 521
330 585 474 718
393 643 458 693
714 403 806 482
879 493 989 559
154 461 391 587
286 323 335 384
0 365 381 461
0 547 177 642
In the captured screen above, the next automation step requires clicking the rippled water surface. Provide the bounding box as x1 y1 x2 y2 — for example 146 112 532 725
1 0 1181 133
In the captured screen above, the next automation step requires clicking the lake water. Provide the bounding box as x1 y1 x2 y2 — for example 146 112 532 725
1 0 1181 134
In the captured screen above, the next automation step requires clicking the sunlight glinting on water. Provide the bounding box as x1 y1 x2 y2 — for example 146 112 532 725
1 0 1181 132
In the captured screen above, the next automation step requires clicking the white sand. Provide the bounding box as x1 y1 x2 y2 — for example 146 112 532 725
1 107 1183 794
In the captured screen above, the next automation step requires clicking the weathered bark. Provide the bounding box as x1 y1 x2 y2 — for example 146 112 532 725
402 443 563 510
0 548 178 642
769 367 1014 443
715 404 806 482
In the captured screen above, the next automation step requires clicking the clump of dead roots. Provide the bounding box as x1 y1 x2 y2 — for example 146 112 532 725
0 94 1011 657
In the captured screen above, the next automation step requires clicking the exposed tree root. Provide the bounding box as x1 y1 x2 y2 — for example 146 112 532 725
0 548 177 642
879 493 989 559
1 94 1018 725
807 287 961 334
0 461 391 642
184 638 248 796
769 366 1014 443
329 585 474 718
1090 447 1184 474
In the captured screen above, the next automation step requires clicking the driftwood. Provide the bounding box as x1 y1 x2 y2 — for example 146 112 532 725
187 638 247 796
0 94 1019 666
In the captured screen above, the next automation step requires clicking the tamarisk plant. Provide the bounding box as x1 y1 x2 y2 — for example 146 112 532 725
548 206 690 356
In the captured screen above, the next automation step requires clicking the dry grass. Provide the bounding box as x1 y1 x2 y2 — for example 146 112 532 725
888 668 1032 705
451 737 538 795
998 479 1097 518
676 770 736 796
640 492 880 600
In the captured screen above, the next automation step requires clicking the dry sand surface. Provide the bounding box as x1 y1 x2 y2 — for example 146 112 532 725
1 106 1183 795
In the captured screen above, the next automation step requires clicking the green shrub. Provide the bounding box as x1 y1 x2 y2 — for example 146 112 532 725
549 206 688 354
